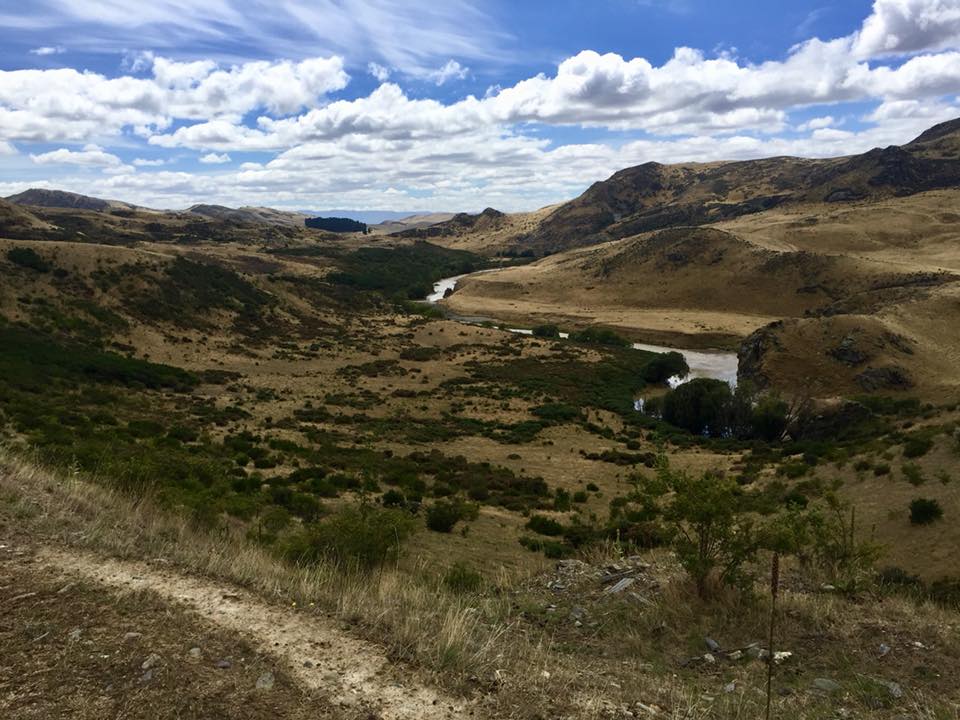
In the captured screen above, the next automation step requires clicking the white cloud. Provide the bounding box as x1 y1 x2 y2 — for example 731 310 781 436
29 46 65 56
796 115 837 131
854 0 960 58
427 59 469 86
0 54 349 145
199 152 231 164
30 143 123 167
133 157 167 166
0 140 15 155
368 62 391 82
5 0 960 213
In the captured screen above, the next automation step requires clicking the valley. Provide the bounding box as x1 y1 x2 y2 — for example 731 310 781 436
2 119 960 720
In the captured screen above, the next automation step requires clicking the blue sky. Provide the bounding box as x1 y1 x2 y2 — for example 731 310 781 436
1 0 959 212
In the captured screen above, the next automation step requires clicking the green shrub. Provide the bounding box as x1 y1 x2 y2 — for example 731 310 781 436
426 499 477 533
285 503 416 569
569 327 630 347
873 463 891 476
778 461 809 479
531 403 581 423
442 562 484 593
573 490 589 503
525 514 564 536
633 458 763 597
903 436 934 458
7 247 51 272
399 346 442 361
909 497 943 525
902 463 925 486
532 324 561 339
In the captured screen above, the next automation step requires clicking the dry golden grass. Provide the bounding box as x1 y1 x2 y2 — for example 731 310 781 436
3 449 959 719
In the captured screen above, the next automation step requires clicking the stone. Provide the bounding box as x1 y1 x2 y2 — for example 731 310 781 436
188 647 202 659
141 654 161 671
140 670 154 683
882 680 903 699
703 653 716 664
705 637 720 653
812 678 841 693
256 672 275 691
879 643 891 657
604 577 636 594
123 632 142 643
215 659 232 669
724 682 736 694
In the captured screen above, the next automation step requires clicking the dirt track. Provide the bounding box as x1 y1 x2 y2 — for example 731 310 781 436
36 547 470 720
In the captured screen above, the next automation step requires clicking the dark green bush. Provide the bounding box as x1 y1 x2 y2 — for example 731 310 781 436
426 499 477 533
531 403 581 423
7 247 51 272
569 327 630 347
525 514 564 536
532 324 561 339
909 497 943 525
903 436 934 458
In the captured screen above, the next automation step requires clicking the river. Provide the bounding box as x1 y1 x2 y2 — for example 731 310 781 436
426 274 739 389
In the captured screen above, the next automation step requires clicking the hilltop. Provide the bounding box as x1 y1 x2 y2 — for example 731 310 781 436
444 118 960 400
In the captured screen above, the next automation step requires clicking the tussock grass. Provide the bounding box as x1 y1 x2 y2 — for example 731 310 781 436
2 447 958 719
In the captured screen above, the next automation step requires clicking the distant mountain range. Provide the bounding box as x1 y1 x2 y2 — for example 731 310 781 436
2 190 457 233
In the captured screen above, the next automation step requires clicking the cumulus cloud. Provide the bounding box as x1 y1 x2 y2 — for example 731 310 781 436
199 152 231 164
5 0 960 212
854 0 960 57
0 54 348 144
30 143 123 167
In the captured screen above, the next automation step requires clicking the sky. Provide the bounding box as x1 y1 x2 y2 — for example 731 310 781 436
1 0 960 212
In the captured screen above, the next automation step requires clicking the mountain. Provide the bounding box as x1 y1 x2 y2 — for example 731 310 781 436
5 188 144 213
368 212 456 235
186 204 309 228
445 118 960 399
520 118 960 255
396 207 508 239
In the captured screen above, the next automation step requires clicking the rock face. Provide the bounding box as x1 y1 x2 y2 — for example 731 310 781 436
737 322 783 390
855 366 914 392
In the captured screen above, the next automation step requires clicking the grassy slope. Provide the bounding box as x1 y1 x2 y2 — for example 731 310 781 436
3 451 959 719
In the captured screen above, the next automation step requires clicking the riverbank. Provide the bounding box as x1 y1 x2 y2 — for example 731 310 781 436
427 274 739 386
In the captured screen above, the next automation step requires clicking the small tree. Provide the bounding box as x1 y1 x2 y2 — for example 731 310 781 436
634 457 761 597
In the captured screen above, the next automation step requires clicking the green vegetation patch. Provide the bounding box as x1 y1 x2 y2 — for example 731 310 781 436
326 241 486 300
